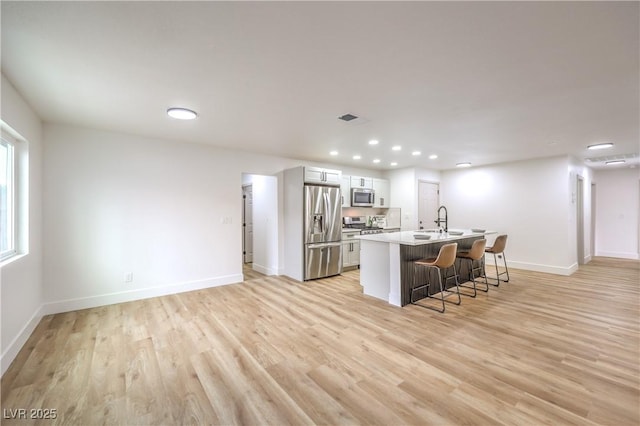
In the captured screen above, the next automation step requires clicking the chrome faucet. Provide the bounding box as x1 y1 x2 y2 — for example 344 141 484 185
434 205 448 232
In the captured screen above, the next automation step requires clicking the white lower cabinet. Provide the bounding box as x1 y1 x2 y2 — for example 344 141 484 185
342 231 361 269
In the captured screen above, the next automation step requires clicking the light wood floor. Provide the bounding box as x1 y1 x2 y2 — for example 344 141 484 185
2 257 639 425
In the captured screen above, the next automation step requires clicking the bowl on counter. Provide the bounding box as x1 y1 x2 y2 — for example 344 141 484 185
448 231 464 236
413 232 432 240
471 228 486 233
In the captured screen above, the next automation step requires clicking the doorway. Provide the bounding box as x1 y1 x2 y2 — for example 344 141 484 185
241 174 279 277
418 181 439 230
576 175 585 265
242 184 253 264
591 183 596 260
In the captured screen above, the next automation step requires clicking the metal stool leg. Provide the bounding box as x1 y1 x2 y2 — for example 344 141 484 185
457 258 478 297
411 264 445 313
441 264 462 305
502 252 510 282
475 256 489 292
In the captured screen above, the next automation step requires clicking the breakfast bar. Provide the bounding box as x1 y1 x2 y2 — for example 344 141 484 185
358 230 494 306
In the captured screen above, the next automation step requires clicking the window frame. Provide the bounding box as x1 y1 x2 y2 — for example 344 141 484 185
1 136 16 261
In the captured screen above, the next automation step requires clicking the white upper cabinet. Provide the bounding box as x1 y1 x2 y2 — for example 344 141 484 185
340 176 351 207
304 166 342 185
350 176 373 189
373 178 390 208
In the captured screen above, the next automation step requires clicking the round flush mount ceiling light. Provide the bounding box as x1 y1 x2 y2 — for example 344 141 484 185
392 145 402 151
167 107 198 120
456 162 472 168
353 155 362 160
373 158 381 163
390 162 398 166
412 151 421 156
329 150 338 156
587 142 614 150
605 160 625 165
429 154 438 160
369 139 379 145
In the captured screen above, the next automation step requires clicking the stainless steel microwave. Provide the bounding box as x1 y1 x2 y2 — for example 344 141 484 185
351 188 375 207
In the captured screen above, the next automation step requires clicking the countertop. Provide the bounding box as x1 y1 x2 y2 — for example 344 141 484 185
342 227 400 233
357 229 494 246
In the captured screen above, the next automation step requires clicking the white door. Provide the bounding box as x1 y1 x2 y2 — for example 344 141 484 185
418 181 439 230
243 185 253 263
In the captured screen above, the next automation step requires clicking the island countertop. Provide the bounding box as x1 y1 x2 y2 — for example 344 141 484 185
357 229 494 246
358 229 496 306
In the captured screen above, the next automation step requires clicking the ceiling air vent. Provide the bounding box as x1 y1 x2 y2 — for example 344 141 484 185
338 113 358 122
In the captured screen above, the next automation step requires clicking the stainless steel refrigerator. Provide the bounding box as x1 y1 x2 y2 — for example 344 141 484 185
304 184 342 280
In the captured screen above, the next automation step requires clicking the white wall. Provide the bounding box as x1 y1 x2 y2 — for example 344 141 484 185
0 74 44 375
593 167 640 259
440 156 575 274
42 124 301 313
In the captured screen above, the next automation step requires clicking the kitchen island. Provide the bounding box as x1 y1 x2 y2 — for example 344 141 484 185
358 230 494 306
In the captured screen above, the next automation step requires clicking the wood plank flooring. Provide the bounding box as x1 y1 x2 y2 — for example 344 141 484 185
2 257 639 425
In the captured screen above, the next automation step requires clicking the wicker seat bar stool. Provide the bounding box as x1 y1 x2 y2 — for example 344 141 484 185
410 243 461 313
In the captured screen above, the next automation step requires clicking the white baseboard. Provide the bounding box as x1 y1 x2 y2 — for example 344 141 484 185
484 257 578 276
595 251 640 260
251 263 278 276
2 273 243 378
1 305 44 376
41 273 243 317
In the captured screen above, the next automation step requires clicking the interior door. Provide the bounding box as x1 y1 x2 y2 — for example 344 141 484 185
418 181 439 230
242 185 253 263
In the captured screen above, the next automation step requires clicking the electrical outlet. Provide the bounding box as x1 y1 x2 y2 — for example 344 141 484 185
124 272 133 283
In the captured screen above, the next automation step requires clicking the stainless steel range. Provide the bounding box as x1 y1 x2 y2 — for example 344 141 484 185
343 216 384 235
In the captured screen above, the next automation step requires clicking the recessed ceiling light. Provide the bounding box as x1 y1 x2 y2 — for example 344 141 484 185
373 159 381 163
353 155 361 160
429 154 438 160
392 145 402 151
390 162 398 166
329 150 338 156
456 162 472 168
369 139 379 145
167 107 198 120
605 160 625 165
412 151 421 156
587 142 614 150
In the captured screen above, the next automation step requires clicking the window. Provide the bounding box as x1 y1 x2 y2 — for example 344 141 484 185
1 138 16 260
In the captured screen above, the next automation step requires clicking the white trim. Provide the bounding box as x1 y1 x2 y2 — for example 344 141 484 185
41 274 243 316
595 251 640 260
252 262 277 276
1 305 44 376
2 273 244 377
0 120 26 144
484 257 578 276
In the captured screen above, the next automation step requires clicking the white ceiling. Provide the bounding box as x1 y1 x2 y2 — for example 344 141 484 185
2 1 638 170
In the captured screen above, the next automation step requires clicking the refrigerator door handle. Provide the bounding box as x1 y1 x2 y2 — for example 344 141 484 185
307 242 342 249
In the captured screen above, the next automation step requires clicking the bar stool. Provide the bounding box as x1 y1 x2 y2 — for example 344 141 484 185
410 243 461 313
485 234 510 286
456 239 488 297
